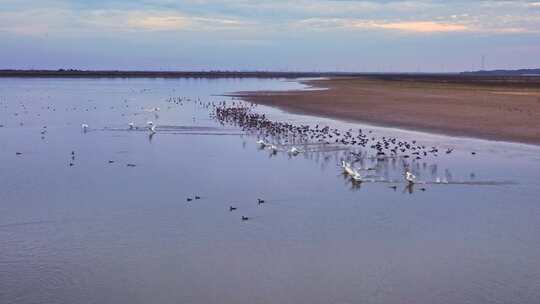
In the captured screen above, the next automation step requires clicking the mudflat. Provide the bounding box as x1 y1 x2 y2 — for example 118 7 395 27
234 76 540 145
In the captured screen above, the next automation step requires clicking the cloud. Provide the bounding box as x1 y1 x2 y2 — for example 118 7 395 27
295 18 469 33
128 15 191 31
0 8 247 36
127 13 245 31
295 13 540 34
1 0 539 36
374 21 467 32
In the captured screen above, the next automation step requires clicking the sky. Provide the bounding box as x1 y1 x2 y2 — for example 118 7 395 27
1 0 539 72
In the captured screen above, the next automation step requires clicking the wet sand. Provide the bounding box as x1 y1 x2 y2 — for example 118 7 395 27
233 76 540 145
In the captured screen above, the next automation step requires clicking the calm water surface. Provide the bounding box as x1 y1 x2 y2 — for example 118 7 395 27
1 78 539 304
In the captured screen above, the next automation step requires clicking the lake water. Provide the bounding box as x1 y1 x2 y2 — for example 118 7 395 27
1 78 539 304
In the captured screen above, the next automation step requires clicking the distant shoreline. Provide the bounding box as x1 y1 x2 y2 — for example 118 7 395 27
0 70 538 85
0 70 364 79
232 76 540 145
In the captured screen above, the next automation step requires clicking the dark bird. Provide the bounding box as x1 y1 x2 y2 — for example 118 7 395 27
108 160 114 164
241 216 249 221
15 152 22 155
186 198 193 202
257 198 265 205
229 206 237 211
195 196 201 200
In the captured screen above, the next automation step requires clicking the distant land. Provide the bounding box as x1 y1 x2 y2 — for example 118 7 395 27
0 69 360 79
461 68 540 76
0 69 538 88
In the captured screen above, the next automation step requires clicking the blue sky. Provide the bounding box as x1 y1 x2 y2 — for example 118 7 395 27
1 0 539 72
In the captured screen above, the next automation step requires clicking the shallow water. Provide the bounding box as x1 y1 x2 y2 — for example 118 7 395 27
1 78 539 304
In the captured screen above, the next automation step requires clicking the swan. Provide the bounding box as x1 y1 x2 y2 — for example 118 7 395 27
268 145 278 154
341 161 356 177
288 146 301 155
435 177 448 184
351 171 363 182
405 171 416 184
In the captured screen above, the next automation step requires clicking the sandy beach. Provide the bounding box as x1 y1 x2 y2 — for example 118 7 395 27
234 76 540 145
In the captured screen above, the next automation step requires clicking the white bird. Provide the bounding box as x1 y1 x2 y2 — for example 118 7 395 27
256 139 267 147
405 171 416 184
288 146 301 155
153 107 160 112
148 124 156 133
351 170 363 182
435 177 448 184
128 122 135 130
341 161 351 170
342 161 359 178
268 144 278 154
81 123 89 132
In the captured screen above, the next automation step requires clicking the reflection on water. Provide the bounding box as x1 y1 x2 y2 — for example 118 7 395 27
1 78 540 304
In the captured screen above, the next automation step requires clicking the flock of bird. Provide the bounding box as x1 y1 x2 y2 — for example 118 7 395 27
4 88 477 221
209 101 485 192
212 103 472 160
